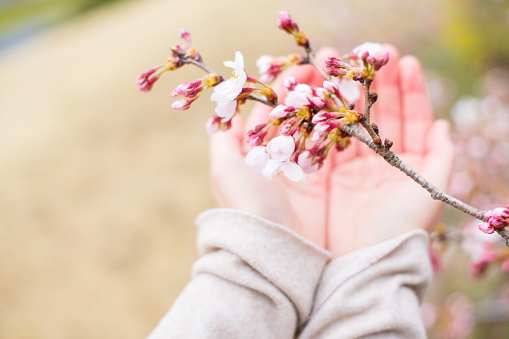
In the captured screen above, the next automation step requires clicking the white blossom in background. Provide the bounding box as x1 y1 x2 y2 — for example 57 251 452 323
353 42 382 57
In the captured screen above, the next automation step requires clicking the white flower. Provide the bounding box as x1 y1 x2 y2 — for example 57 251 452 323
256 55 272 71
266 135 295 161
335 77 360 103
245 146 269 171
353 42 382 57
210 51 247 121
284 84 312 108
245 135 305 182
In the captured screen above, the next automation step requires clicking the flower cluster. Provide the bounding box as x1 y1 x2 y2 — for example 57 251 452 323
246 135 304 182
244 76 365 178
478 206 509 234
324 43 389 83
137 30 201 92
277 11 308 47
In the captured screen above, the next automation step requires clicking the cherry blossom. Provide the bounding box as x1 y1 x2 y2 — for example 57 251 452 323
210 51 247 121
246 136 305 182
284 84 313 108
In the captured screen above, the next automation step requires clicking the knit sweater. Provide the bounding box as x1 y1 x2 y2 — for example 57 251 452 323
147 208 431 339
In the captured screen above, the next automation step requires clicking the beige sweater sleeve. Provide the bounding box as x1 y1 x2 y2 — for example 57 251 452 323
298 230 431 339
146 208 331 339
146 209 431 339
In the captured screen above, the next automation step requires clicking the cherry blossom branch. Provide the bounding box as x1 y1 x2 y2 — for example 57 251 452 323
297 45 509 246
339 113 509 246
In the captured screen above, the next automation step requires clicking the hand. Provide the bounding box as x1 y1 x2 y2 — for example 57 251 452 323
208 50 337 249
326 45 455 257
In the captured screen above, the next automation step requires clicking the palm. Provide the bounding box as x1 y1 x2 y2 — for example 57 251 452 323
326 46 454 256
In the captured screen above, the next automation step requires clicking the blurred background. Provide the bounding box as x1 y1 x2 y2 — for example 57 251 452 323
0 0 508 338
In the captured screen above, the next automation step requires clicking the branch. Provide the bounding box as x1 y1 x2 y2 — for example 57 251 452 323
302 47 509 247
339 124 483 217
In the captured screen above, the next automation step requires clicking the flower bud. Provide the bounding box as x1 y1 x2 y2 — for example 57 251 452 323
371 122 379 135
478 222 494 234
373 136 382 146
269 105 294 119
172 99 192 110
283 77 297 92
324 67 346 77
261 87 278 104
374 52 390 71
277 11 297 32
384 138 394 150
179 28 192 43
325 57 346 68
368 89 378 104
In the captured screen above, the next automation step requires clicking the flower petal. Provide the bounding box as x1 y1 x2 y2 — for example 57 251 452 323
266 135 295 161
280 161 305 182
246 147 269 170
262 159 281 180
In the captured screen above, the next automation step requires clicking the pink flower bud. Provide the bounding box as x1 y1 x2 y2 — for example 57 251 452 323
324 66 346 77
137 68 156 85
308 96 327 109
323 81 339 95
179 28 192 43
171 99 192 110
312 110 342 124
171 80 203 98
324 57 345 68
311 131 326 142
366 55 376 64
137 68 160 92
277 11 298 33
280 117 299 136
486 207 509 220
269 105 294 119
478 222 494 234
246 130 267 146
374 52 390 71
283 77 297 92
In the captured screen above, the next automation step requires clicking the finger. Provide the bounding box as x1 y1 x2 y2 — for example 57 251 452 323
209 116 245 172
421 119 455 192
366 44 402 155
399 55 433 154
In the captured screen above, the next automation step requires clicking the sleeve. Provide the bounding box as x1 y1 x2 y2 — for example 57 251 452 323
146 208 331 339
298 230 431 339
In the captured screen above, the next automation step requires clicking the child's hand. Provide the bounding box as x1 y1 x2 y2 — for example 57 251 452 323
326 45 455 257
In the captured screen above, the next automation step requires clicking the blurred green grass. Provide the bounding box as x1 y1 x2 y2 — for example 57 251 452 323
0 0 122 48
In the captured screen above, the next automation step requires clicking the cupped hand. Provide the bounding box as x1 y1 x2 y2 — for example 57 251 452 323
326 45 455 257
208 49 338 248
